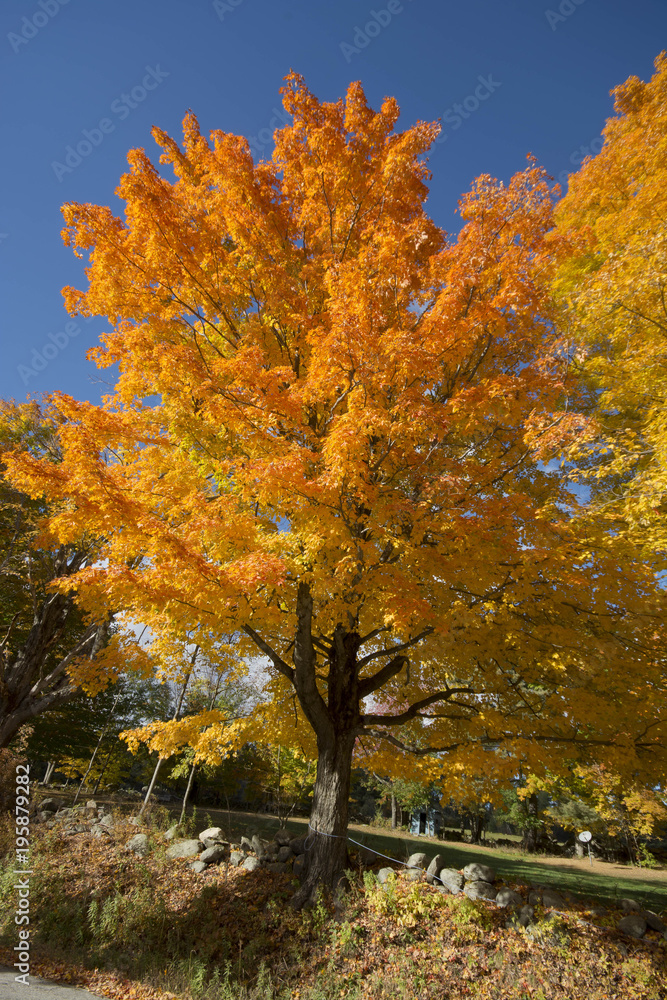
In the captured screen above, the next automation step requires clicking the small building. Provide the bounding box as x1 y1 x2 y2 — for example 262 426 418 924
410 808 442 837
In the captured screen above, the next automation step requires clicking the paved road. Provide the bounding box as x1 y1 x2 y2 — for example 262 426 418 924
0 967 102 999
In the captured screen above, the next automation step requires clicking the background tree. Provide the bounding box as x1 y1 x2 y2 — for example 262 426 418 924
6 74 666 906
0 401 114 748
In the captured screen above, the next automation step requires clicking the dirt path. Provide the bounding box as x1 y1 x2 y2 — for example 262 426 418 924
0 968 102 999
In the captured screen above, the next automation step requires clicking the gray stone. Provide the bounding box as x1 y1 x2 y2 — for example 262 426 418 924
618 914 647 938
199 826 224 842
164 824 180 841
293 854 307 879
642 910 666 933
229 850 244 867
425 854 446 884
518 904 535 927
463 862 495 884
403 868 423 881
57 807 74 817
620 898 641 913
289 837 306 855
240 836 254 851
437 868 464 894
464 880 497 901
126 833 150 857
495 888 523 908
265 862 289 874
190 860 207 874
277 846 293 863
37 811 51 824
85 800 97 810
274 829 292 846
242 856 261 872
91 825 110 839
377 867 396 884
166 839 202 859
251 834 266 857
199 845 226 865
203 837 229 850
38 798 59 812
99 814 115 829
528 890 542 906
542 889 566 910
406 852 428 870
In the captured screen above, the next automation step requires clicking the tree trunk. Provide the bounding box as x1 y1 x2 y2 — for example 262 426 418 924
290 730 355 909
136 756 163 821
521 793 541 852
179 762 196 827
42 760 56 786
391 791 397 829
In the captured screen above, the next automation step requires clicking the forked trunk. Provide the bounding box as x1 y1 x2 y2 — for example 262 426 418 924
290 730 355 909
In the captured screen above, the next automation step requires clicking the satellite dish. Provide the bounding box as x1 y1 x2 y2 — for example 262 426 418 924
578 830 592 843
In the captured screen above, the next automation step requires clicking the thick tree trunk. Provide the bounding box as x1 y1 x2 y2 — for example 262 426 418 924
391 791 397 829
290 730 356 909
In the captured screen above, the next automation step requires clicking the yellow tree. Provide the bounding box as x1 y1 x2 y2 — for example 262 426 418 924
5 74 666 905
552 51 667 563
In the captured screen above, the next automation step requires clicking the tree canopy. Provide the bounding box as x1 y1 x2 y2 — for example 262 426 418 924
4 71 666 903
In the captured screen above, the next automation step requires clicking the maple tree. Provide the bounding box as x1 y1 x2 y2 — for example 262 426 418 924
551 51 667 565
5 73 666 905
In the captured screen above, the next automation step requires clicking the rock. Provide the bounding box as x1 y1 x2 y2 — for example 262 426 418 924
242 856 261 872
276 846 293 863
406 852 428 870
425 854 446 884
620 898 641 913
166 839 202 859
464 880 497 901
240 836 254 851
542 889 566 910
403 868 423 882
274 829 292 846
265 862 289 874
437 868 465 894
91 825 110 839
203 837 229 850
190 860 207 874
463 862 495 884
85 800 97 810
38 798 59 813
642 910 666 933
289 837 306 855
229 850 244 867
199 826 224 842
57 807 74 817
293 855 307 879
164 824 180 841
495 888 523 908
126 833 150 857
251 834 266 857
377 867 396 884
99 814 115 829
518 904 535 927
618 914 647 939
200 845 226 865
36 811 50 824
528 891 542 906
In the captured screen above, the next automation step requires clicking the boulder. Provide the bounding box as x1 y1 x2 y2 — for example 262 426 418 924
164 825 180 841
166 839 202 859
464 880 497 901
425 854 446 884
495 888 523 908
91 825 110 839
618 914 647 939
242 856 261 872
542 889 566 910
38 798 59 813
200 845 226 865
377 867 396 884
406 852 428 870
403 868 423 882
518 904 535 927
437 868 464 894
251 834 266 857
229 850 244 867
85 800 98 811
189 860 207 874
274 829 292 846
276 846 293 863
126 833 150 857
463 862 495 884
642 910 666 933
620 898 641 913
265 862 289 874
240 836 254 851
203 837 229 850
289 837 306 855
199 826 224 842
99 814 115 829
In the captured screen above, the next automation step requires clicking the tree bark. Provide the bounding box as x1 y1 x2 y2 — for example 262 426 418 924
179 761 196 827
391 791 397 829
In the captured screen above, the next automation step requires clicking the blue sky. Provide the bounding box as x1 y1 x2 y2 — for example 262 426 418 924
0 0 665 405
